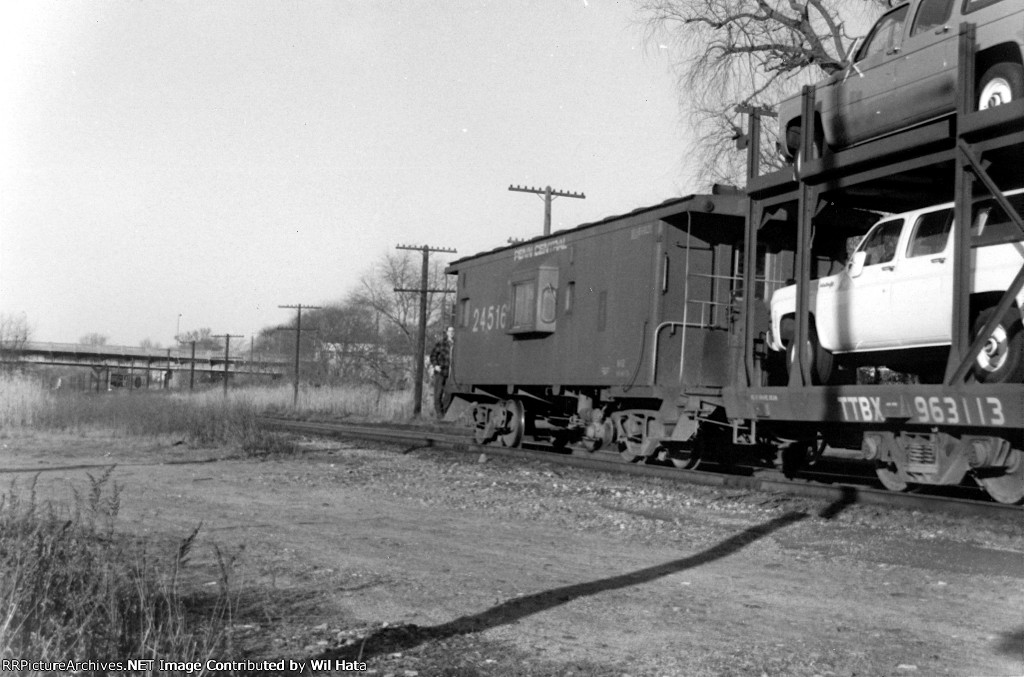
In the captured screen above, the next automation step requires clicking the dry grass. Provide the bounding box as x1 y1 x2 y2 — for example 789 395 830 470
0 471 237 671
0 373 425 672
253 383 422 421
0 373 50 429
0 374 425 449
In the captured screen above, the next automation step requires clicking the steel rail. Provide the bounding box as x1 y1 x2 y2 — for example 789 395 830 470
258 417 1022 520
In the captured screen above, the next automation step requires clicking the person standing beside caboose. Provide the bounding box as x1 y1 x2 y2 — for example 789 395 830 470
428 326 454 418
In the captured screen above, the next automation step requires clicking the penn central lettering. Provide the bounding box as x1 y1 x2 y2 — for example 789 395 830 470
514 238 567 261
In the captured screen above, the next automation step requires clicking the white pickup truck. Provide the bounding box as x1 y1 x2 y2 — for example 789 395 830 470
768 189 1024 383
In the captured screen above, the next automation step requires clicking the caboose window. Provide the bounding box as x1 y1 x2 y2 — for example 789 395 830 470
511 281 536 329
507 266 558 335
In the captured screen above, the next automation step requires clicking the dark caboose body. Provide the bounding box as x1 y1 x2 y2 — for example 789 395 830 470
446 191 749 463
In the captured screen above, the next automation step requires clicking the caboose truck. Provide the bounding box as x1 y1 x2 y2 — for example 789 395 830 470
445 191 754 467
724 24 1024 504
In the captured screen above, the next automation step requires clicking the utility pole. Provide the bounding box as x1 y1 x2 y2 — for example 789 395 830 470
734 103 776 181
508 184 585 236
395 244 456 417
213 334 243 397
278 304 322 407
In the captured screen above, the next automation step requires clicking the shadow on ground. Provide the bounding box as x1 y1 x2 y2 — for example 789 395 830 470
315 493 856 664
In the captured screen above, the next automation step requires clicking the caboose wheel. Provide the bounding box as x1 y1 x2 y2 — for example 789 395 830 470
472 404 497 445
497 399 525 448
668 447 701 470
875 463 910 492
619 438 645 463
616 412 662 462
975 448 1024 505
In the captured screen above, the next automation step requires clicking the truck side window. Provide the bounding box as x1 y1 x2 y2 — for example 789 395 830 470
972 194 1024 247
857 219 904 265
911 0 954 36
964 0 1007 15
907 209 953 257
858 5 909 60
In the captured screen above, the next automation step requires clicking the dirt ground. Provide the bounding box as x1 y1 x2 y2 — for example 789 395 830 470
1 430 1022 677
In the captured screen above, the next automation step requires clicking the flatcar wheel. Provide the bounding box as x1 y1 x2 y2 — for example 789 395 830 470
498 399 525 448
875 464 909 493
779 441 813 478
976 449 1024 505
668 434 704 470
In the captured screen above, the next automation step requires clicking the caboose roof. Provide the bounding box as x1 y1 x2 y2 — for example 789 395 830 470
448 190 746 268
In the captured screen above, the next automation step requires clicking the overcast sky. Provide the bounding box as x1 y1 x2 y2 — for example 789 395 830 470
1 0 701 347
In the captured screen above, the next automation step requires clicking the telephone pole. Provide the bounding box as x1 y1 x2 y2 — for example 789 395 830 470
508 184 585 236
212 334 244 397
395 244 456 417
278 304 323 407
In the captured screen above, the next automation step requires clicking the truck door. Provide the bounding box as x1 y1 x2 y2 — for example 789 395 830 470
824 5 909 145
895 0 957 128
890 207 954 346
839 218 905 349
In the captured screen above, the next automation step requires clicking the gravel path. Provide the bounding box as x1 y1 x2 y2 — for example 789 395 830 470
3 433 1022 676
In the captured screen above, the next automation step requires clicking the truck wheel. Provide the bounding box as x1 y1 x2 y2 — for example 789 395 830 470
978 63 1024 110
971 306 1024 383
787 323 834 385
787 123 824 178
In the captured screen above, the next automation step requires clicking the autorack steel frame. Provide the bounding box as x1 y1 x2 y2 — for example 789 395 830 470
726 23 1024 503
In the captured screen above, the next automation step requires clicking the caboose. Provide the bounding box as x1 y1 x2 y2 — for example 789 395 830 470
445 189 754 465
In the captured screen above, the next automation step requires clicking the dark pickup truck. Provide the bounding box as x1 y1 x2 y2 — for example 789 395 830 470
779 0 1024 160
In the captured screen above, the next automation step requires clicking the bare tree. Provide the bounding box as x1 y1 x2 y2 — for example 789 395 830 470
348 251 454 389
79 332 109 346
0 312 31 370
246 251 455 389
637 0 886 184
176 328 222 351
303 300 382 385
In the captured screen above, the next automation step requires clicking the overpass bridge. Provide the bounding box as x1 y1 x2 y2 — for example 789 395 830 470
1 341 289 390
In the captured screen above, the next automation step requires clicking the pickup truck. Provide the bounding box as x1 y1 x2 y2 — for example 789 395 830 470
768 189 1024 383
779 0 1024 160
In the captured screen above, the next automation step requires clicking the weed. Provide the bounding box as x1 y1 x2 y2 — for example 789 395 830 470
0 474 238 672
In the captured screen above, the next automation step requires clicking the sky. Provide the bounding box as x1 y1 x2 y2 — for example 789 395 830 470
0 0 701 347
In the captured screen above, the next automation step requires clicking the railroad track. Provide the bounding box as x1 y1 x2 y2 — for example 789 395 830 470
258 417 1022 520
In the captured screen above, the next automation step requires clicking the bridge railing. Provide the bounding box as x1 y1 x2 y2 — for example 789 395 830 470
3 341 289 368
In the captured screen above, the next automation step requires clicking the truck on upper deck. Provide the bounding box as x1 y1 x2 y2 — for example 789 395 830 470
779 0 1023 161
